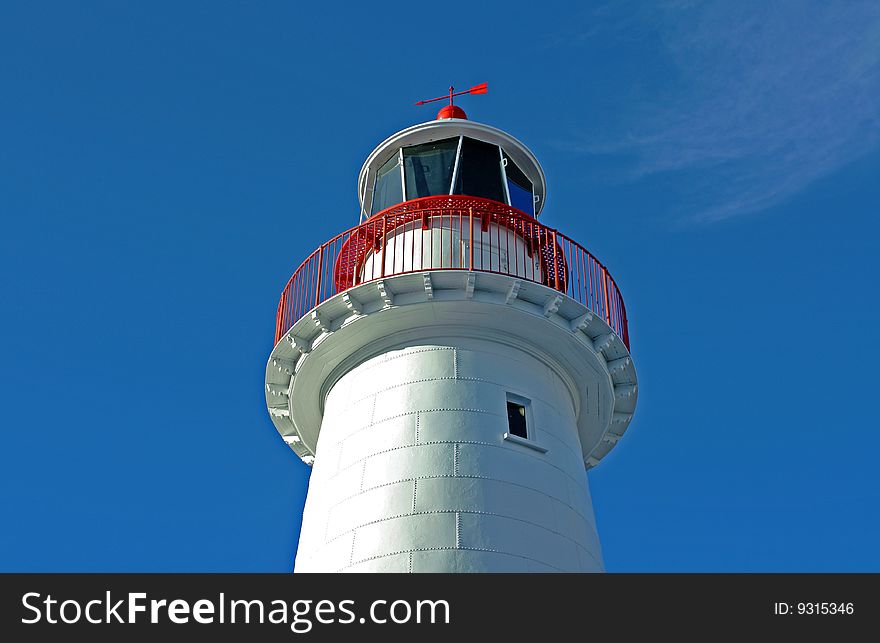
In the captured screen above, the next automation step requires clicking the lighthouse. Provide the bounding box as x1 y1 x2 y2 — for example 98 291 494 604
265 86 638 572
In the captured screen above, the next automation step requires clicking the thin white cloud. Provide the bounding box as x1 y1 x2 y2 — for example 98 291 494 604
559 1 880 222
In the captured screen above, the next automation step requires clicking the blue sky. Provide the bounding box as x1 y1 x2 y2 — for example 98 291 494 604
2 1 878 571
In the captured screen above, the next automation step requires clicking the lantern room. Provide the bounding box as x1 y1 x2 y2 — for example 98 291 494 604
358 116 547 221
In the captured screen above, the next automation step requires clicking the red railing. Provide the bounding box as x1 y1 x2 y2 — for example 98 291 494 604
274 195 629 348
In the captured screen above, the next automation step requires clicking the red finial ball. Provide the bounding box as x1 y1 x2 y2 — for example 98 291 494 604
437 105 467 120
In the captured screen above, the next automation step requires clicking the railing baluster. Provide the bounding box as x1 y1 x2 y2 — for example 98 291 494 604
380 216 387 278
443 211 448 269
552 230 560 291
314 246 324 308
535 223 543 285
527 218 533 282
580 248 588 310
457 210 462 268
602 267 610 325
592 258 598 316
506 212 513 277
468 208 474 270
303 252 312 320
429 209 434 270
566 238 574 299
391 214 397 275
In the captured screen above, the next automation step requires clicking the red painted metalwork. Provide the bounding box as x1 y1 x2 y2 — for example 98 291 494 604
415 83 488 120
436 105 467 120
332 196 565 293
273 194 630 349
415 83 488 107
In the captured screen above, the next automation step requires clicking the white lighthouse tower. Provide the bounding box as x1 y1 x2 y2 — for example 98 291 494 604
265 86 638 572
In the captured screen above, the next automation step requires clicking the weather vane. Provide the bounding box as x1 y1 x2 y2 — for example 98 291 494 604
415 82 488 108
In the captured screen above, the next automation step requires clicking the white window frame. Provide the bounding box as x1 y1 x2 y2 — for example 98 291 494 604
398 147 406 201
499 146 512 206
449 136 464 195
503 393 547 453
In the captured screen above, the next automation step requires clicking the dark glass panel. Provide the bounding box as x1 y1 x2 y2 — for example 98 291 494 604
453 137 505 203
502 151 534 215
506 401 528 439
502 152 531 190
507 181 534 216
372 154 403 215
403 138 459 199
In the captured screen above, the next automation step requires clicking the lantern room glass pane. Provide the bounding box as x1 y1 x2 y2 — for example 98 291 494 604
403 137 459 200
507 182 534 216
453 137 505 203
372 154 403 215
502 151 534 216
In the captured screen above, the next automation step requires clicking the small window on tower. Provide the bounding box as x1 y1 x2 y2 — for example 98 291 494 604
503 394 547 452
506 396 529 439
